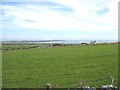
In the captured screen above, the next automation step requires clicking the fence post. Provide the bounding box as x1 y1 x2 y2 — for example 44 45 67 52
46 84 51 90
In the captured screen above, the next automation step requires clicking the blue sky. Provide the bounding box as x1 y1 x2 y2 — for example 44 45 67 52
1 0 118 41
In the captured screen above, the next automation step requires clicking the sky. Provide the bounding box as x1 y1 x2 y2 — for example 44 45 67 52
1 0 119 41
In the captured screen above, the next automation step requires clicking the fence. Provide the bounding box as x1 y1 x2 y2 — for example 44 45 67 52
45 84 119 90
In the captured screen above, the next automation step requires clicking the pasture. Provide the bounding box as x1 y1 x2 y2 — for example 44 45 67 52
2 44 118 88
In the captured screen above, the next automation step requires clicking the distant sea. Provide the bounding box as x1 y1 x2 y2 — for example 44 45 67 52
3 40 118 44
36 40 117 44
62 40 118 44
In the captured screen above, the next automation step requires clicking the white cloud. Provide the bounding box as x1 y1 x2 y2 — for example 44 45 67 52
1 0 118 33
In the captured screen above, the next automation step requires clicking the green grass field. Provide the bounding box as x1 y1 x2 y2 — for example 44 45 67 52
2 44 118 88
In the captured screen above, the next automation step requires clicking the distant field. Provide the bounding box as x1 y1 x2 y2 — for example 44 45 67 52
2 44 118 88
2 44 46 50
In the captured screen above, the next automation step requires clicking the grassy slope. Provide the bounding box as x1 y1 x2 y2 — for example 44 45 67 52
2 44 39 50
2 44 118 88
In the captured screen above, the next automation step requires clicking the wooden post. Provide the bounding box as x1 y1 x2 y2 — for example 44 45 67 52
46 84 51 90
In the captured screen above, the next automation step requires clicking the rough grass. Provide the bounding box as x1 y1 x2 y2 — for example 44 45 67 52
2 44 118 88
2 44 46 50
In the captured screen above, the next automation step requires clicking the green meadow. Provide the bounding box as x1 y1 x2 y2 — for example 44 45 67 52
2 44 118 88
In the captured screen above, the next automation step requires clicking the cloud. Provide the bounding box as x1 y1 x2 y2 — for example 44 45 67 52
1 0 118 31
1 0 119 40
